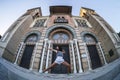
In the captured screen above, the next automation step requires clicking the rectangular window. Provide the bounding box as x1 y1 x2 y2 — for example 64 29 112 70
109 49 114 57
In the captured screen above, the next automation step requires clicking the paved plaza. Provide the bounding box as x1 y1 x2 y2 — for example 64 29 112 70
0 57 120 80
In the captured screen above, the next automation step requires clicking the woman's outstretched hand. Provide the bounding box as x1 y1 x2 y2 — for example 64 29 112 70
48 48 57 53
49 48 52 50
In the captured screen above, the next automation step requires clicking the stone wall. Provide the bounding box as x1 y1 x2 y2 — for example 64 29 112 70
2 15 33 62
47 14 75 27
86 13 119 62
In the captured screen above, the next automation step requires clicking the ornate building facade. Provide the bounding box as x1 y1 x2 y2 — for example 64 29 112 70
0 6 120 74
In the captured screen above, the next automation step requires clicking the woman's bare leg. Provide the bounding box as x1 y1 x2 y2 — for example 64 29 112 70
43 62 57 73
62 61 71 73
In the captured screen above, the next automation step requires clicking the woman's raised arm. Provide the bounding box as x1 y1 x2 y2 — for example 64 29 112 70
49 48 57 53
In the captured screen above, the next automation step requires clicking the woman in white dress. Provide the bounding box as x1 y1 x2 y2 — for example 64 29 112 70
43 46 71 73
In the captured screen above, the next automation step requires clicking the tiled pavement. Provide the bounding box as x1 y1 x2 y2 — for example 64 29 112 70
0 57 120 80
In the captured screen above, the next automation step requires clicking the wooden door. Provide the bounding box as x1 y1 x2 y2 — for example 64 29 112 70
20 45 35 69
87 45 102 69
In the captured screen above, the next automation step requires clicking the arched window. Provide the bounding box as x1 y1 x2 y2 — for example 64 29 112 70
20 33 38 69
84 34 97 43
24 34 38 42
54 16 68 23
52 33 69 40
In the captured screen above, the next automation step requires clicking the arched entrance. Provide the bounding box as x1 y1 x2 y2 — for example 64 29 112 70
19 34 38 69
84 34 102 69
39 25 83 73
49 28 72 74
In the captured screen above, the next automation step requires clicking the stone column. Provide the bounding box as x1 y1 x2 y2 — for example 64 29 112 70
84 43 92 70
45 40 51 73
98 42 107 65
74 39 83 73
39 39 48 73
14 42 24 64
30 42 38 70
70 40 77 73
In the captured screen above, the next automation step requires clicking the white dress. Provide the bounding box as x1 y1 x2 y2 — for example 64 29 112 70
55 56 64 64
54 51 64 64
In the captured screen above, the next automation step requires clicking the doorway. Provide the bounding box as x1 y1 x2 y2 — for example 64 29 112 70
20 45 35 69
87 45 102 69
51 44 70 74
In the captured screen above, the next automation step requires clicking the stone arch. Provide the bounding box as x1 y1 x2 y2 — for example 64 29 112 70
80 31 98 43
81 31 102 69
19 30 41 69
21 30 41 42
45 25 75 73
46 25 76 39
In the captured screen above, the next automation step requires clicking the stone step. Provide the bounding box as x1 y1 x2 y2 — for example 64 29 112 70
114 73 120 80
1 57 120 80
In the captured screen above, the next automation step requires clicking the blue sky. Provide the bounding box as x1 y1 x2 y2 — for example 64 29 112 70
0 0 120 36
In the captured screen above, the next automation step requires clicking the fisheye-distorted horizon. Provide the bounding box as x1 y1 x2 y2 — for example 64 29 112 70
0 0 120 36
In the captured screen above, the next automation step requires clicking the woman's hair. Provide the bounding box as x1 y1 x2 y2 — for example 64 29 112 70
59 46 62 51
56 46 62 51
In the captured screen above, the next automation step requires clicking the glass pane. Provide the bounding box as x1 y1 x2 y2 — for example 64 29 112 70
61 34 69 40
53 34 60 40
84 35 96 43
34 19 46 27
25 34 38 42
52 33 69 40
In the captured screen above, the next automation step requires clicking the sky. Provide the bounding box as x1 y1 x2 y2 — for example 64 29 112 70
0 0 120 36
